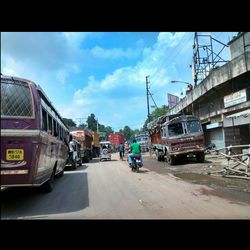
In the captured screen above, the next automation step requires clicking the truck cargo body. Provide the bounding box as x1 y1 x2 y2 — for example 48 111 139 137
92 131 100 157
108 133 124 150
70 130 93 163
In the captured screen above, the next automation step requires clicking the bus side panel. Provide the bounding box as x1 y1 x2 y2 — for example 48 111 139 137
1 136 36 186
34 133 68 184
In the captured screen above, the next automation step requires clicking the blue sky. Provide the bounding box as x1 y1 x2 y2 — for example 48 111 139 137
1 32 237 131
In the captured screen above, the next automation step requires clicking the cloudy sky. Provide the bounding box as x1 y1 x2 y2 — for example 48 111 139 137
1 32 237 131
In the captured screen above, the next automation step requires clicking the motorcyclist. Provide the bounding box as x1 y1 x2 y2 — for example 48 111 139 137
128 138 143 166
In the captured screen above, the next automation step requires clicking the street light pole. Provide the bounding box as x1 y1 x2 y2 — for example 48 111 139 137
170 80 191 85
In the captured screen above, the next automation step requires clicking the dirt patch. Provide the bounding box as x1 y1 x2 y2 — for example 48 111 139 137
141 152 250 204
199 187 250 205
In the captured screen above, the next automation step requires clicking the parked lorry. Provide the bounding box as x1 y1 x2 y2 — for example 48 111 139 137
70 129 93 163
92 131 100 157
134 133 150 152
147 114 205 165
108 133 124 151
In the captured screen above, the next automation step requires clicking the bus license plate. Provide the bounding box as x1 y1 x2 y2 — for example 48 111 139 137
6 149 24 161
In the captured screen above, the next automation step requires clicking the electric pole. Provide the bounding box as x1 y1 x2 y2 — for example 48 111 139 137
146 75 150 122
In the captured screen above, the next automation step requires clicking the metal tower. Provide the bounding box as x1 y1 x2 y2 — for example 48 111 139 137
192 32 229 86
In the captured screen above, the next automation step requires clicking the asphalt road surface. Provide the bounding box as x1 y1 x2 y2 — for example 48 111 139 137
1 153 250 219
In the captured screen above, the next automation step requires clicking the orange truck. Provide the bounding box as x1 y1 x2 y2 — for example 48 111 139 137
70 129 93 163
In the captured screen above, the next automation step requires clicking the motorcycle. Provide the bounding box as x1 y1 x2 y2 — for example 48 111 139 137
130 154 143 172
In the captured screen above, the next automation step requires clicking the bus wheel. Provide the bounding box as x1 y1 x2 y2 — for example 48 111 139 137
57 169 64 177
41 171 55 193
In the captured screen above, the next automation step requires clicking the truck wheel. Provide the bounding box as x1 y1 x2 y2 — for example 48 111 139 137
166 155 176 165
196 152 205 163
156 149 162 161
82 156 89 163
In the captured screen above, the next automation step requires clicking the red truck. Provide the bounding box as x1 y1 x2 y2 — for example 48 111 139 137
108 133 124 151
147 114 205 165
70 129 93 163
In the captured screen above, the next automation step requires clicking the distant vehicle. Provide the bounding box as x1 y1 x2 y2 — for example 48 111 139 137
147 114 205 165
92 131 100 157
70 130 93 163
100 141 112 161
134 133 150 152
108 133 124 151
1 75 69 192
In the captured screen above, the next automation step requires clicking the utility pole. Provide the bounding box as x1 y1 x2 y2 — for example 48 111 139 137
97 118 99 132
146 75 150 122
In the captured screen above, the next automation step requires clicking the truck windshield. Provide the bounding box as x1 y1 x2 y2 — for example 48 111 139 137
168 122 184 136
186 120 201 133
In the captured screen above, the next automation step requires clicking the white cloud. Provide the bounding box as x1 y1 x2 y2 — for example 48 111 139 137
2 32 234 130
60 32 192 129
91 45 142 59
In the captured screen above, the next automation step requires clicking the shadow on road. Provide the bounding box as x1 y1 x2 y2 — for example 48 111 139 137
138 169 150 174
1 172 89 219
89 158 101 163
65 164 88 171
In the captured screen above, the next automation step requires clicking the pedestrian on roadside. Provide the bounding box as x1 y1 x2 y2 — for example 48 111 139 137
119 142 125 160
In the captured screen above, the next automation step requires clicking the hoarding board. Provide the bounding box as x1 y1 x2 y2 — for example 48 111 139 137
224 89 246 108
168 93 180 108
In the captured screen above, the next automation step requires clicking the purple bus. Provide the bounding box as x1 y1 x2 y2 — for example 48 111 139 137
1 75 69 192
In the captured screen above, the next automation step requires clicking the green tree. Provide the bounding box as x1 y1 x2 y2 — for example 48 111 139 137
87 113 97 131
123 125 133 140
142 105 170 132
63 118 76 127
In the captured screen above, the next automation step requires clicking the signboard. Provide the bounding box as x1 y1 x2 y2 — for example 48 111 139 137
224 89 247 108
206 122 221 130
168 93 180 108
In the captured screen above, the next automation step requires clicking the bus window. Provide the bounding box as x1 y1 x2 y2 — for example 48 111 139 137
53 119 57 137
1 79 34 117
48 114 52 134
42 108 48 131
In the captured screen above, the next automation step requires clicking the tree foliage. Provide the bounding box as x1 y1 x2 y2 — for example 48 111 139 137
142 105 170 132
87 113 98 131
63 118 76 127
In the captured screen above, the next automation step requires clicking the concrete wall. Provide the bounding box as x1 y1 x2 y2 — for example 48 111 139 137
229 32 250 60
168 51 250 116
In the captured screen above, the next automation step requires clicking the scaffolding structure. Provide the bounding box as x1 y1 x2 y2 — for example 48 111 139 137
192 32 229 86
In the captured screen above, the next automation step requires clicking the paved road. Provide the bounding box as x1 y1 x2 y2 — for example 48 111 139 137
1 153 250 219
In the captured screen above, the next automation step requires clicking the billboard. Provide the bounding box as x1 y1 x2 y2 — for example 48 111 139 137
168 93 180 108
224 89 247 108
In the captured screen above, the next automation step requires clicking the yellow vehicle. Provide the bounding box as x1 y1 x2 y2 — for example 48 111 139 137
92 131 100 157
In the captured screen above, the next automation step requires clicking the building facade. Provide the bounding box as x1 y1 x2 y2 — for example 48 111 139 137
168 32 250 149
